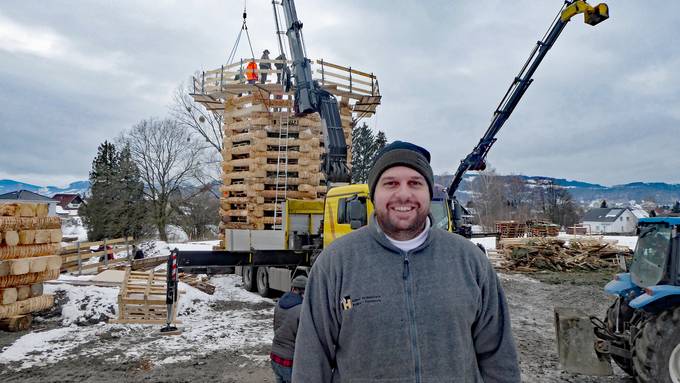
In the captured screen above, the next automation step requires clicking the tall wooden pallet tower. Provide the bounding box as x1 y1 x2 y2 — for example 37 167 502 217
192 58 380 247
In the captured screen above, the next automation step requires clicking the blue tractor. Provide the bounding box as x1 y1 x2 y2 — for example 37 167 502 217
591 217 680 382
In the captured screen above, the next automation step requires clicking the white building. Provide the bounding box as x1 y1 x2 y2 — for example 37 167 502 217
581 207 646 234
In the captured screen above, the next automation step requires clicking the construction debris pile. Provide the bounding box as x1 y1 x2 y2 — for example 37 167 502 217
497 237 632 272
0 203 62 331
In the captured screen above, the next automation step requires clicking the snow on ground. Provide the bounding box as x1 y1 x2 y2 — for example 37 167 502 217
60 215 88 242
0 273 274 370
471 236 497 250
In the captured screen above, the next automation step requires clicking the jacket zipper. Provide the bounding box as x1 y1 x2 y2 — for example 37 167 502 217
403 251 421 383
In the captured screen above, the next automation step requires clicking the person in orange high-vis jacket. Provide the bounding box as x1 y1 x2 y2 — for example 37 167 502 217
246 60 258 84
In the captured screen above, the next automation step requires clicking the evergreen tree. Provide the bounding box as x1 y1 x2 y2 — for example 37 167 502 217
80 141 148 241
114 145 148 239
80 141 119 241
350 122 388 184
350 123 375 183
600 199 608 209
371 131 388 163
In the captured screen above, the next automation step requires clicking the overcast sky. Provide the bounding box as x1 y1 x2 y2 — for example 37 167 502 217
1 0 678 187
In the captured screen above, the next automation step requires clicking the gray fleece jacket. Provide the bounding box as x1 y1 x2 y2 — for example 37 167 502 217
292 218 520 382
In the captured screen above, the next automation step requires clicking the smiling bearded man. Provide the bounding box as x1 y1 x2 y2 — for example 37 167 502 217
293 141 520 383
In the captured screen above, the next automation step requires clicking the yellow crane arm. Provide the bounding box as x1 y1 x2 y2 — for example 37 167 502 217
561 1 609 25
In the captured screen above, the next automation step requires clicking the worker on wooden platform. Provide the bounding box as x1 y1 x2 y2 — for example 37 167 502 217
246 60 258 84
260 49 271 84
275 52 286 84
270 275 307 383
293 141 520 382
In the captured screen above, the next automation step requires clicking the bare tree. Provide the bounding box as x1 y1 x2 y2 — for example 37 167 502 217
171 83 223 153
170 83 223 198
121 118 204 241
470 168 507 231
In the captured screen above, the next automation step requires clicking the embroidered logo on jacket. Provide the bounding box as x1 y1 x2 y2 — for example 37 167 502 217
341 296 353 310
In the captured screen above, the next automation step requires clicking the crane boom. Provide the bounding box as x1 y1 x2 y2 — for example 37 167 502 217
281 0 351 184
447 0 608 200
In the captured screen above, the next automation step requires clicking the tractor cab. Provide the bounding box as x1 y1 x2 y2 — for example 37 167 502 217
629 218 680 289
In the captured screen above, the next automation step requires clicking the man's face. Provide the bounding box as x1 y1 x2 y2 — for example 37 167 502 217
373 166 430 240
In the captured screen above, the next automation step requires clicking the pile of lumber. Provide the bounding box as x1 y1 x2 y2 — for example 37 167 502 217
0 203 61 331
498 237 632 272
495 221 527 239
179 273 215 295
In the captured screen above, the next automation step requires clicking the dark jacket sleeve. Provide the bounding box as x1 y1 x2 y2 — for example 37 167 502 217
472 256 521 382
292 257 339 382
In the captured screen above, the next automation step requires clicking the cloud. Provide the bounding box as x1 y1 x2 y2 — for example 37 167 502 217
0 0 679 187
0 11 125 73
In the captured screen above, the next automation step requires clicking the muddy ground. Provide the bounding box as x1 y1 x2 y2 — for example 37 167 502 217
0 270 633 383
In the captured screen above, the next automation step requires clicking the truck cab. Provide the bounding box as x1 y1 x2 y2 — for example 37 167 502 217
322 184 372 248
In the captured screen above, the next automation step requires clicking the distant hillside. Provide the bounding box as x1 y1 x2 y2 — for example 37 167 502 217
434 174 680 206
0 179 90 198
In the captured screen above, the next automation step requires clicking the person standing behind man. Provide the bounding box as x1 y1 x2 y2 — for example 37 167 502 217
260 49 271 84
292 141 520 382
274 52 286 84
271 275 307 383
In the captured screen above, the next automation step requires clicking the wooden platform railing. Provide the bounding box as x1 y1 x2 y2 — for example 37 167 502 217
60 237 133 275
192 58 380 101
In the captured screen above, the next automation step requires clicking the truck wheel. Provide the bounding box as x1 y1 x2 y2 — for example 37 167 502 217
256 267 270 297
605 301 634 375
242 266 257 292
633 306 680 383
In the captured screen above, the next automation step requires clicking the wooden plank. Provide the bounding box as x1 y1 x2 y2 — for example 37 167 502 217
109 318 181 325
61 236 132 252
63 257 127 272
315 59 376 79
62 249 106 262
315 69 374 87
320 79 373 96
45 279 121 288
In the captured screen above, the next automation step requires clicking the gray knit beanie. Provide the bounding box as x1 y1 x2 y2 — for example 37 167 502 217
291 275 308 290
367 141 434 201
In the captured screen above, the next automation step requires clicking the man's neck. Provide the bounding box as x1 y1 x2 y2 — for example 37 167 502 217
380 217 430 242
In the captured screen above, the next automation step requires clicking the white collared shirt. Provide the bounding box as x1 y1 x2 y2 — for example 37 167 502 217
385 217 431 252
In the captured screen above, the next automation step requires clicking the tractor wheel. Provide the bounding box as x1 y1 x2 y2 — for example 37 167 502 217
633 306 680 383
242 266 257 292
605 301 634 375
256 267 270 297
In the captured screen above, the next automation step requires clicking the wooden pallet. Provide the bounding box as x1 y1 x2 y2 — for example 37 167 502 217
179 273 216 295
495 221 527 239
110 268 179 325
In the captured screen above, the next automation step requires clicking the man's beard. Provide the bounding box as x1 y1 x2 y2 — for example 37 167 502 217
375 208 429 241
